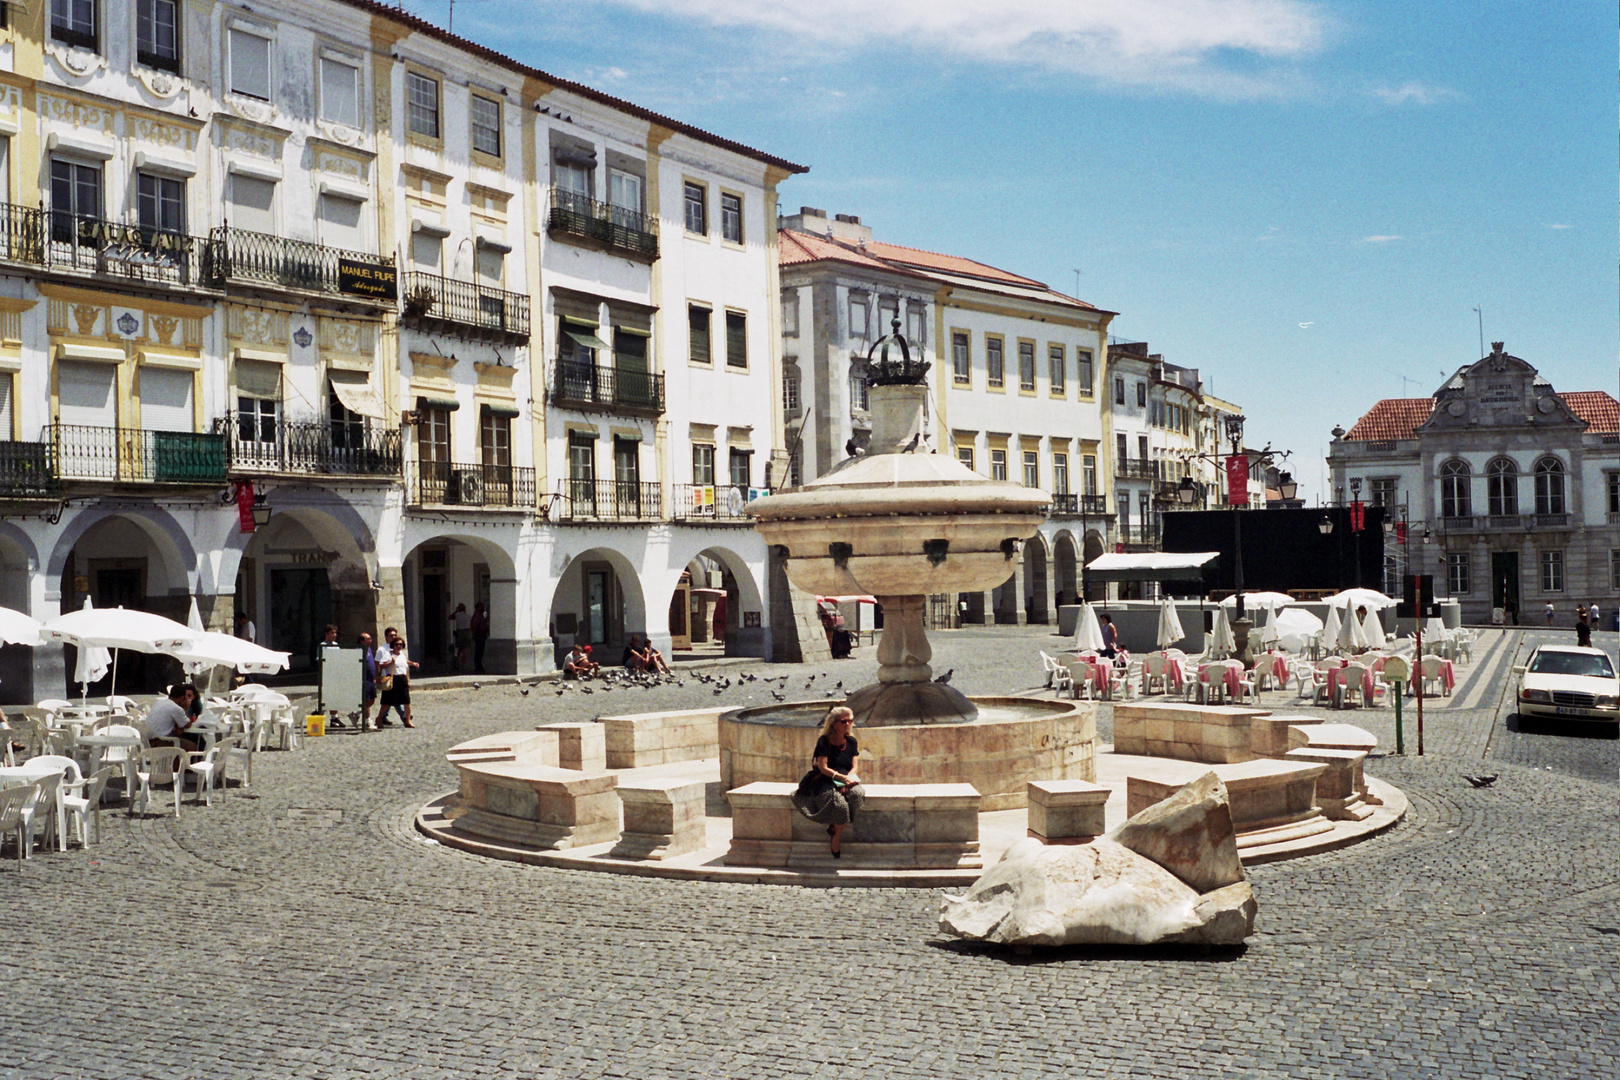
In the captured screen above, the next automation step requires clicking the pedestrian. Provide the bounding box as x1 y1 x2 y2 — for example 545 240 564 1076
1589 601 1602 629
563 643 598 679
1098 613 1118 658
234 611 255 642
144 682 204 753
318 624 345 727
449 603 472 670
357 631 378 728
378 626 417 727
470 602 490 675
1545 601 1555 626
1576 605 1592 648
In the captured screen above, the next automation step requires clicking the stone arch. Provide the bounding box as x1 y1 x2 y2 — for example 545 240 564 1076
1023 532 1051 624
545 545 648 658
46 503 196 596
664 542 768 658
402 531 521 673
1082 529 1107 601
0 522 39 611
1052 529 1079 608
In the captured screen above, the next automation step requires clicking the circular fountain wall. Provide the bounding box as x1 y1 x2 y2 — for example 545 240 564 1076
720 697 1096 812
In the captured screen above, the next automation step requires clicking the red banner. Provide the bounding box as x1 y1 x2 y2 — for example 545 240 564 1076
1225 454 1248 506
1395 521 1407 545
1350 500 1365 532
236 481 257 533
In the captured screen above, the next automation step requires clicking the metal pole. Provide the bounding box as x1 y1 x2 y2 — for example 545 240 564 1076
1393 681 1404 754
1415 576 1425 756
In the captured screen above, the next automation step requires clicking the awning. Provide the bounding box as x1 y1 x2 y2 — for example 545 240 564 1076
329 371 385 419
417 395 461 412
480 402 520 419
1083 551 1220 583
566 329 611 351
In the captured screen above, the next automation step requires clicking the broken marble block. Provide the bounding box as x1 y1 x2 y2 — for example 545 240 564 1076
938 771 1256 947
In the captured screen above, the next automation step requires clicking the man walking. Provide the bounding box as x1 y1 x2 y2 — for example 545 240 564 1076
471 602 490 675
358 631 378 729
450 602 472 671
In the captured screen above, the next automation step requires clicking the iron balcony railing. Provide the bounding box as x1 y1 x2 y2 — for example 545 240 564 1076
1114 459 1160 480
551 480 662 523
546 189 659 261
0 202 209 288
411 461 536 509
551 359 665 415
399 271 530 341
0 440 58 498
215 416 402 477
206 226 396 302
1050 493 1108 517
670 483 769 522
47 424 228 484
1117 524 1161 546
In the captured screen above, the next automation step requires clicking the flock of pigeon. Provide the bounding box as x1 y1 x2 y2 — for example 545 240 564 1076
427 664 958 706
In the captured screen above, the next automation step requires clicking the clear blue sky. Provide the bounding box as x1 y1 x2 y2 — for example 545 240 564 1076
412 0 1617 501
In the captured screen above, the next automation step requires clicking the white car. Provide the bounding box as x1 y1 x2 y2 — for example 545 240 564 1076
1515 645 1619 723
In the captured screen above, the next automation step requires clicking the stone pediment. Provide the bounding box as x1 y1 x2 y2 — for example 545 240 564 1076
1419 343 1584 433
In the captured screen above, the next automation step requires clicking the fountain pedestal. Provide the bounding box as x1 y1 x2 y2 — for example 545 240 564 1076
842 594 978 724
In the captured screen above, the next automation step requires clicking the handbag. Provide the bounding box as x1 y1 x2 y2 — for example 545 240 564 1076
796 768 832 798
379 674 395 692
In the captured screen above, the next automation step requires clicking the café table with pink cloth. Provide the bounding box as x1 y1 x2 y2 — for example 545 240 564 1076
1325 664 1377 706
1259 652 1290 685
1070 654 1111 698
1196 660 1245 701
1424 658 1457 692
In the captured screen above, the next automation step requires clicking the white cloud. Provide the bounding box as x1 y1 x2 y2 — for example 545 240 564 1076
1546 222 1571 230
1371 81 1461 106
1360 234 1402 244
604 0 1331 96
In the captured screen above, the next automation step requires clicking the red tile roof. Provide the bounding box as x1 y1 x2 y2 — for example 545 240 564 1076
1343 391 1620 440
858 239 1046 288
779 229 910 273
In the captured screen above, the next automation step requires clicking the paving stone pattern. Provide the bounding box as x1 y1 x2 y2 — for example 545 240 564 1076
4 626 1616 1079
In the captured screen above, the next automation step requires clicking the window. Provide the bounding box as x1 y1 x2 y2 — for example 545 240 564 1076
1052 453 1069 494
986 337 1004 388
951 332 970 385
688 305 711 364
906 303 925 344
553 152 593 211
1078 350 1094 397
320 57 360 126
229 173 275 234
329 383 365 452
1447 553 1471 595
470 95 501 157
957 445 974 472
683 181 706 235
1612 550 1620 592
725 311 747 368
1534 457 1566 516
1487 458 1518 516
1137 435 1148 462
569 432 596 507
137 0 179 72
1082 455 1097 496
51 0 97 51
692 443 715 485
782 294 799 337
136 173 184 237
608 169 643 227
877 297 898 335
850 373 868 411
417 405 451 467
407 72 440 139
1370 477 1396 507
990 448 1007 482
1440 459 1470 518
729 447 751 488
1018 341 1036 391
1540 550 1564 593
614 437 640 494
849 294 868 336
1022 450 1039 489
1608 472 1620 515
480 408 511 469
1136 382 1147 408
720 192 742 244
1048 345 1065 394
1114 377 1125 405
49 159 102 242
318 192 365 252
558 318 596 368
237 394 278 448
229 27 271 100
1115 433 1127 464
782 371 800 412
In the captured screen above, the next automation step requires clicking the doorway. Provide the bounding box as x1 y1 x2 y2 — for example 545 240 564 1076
420 568 448 664
269 568 332 672
587 570 608 645
1491 551 1520 621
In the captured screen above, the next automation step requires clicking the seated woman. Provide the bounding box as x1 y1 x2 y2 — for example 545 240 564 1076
563 643 599 679
639 638 672 675
790 706 865 858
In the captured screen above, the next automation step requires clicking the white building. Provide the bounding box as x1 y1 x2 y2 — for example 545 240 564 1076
1326 343 1619 623
779 208 1114 626
0 1 802 700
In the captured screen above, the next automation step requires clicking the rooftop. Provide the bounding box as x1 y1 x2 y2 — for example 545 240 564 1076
1341 391 1619 441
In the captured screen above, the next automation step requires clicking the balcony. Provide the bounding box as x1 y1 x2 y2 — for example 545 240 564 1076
1115 459 1159 480
0 202 211 290
47 424 227 485
215 417 402 478
546 190 659 262
0 440 57 498
551 359 665 417
1438 514 1476 532
1050 493 1107 518
550 480 662 523
670 484 768 523
399 272 530 343
410 461 535 509
206 226 396 305
1531 512 1571 530
1483 514 1523 531
1117 524 1161 549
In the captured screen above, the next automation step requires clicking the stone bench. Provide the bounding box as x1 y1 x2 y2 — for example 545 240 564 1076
1027 779 1110 843
1284 747 1374 820
610 777 708 861
601 707 721 769
450 759 619 850
1285 722 1377 755
1113 702 1270 764
535 722 607 771
725 782 981 869
1249 714 1324 758
1124 757 1331 849
446 729 559 767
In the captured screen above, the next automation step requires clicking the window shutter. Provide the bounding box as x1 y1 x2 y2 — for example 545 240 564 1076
230 175 276 233
140 367 194 432
57 362 117 427
230 29 271 100
321 57 359 126
235 359 281 400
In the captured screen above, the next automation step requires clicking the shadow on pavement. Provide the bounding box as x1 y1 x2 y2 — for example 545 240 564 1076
1504 712 1619 740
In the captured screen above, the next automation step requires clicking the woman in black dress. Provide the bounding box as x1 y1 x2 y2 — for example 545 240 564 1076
791 706 865 857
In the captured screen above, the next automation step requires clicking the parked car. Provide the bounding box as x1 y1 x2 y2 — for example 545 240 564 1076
1514 645 1619 722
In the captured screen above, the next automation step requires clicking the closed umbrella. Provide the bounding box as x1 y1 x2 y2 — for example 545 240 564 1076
1363 607 1387 650
0 605 42 646
72 639 111 700
1321 604 1342 653
1156 598 1185 649
1336 602 1368 652
1074 602 1105 653
1209 606 1235 655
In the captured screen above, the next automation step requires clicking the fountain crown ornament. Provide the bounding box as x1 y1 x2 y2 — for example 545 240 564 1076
867 317 930 387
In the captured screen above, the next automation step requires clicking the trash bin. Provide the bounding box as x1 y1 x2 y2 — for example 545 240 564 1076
305 713 328 738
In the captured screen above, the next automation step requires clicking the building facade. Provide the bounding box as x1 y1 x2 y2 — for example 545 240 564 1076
779 208 1114 626
0 0 803 701
1326 343 1619 624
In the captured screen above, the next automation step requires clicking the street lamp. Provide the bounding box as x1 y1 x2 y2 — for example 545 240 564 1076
1276 471 1298 501
1318 513 1334 535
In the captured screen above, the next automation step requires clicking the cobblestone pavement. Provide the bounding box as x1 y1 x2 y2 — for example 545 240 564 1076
5 626 1616 1079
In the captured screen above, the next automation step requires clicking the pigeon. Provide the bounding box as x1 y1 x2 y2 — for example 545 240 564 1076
520 688 530 696
713 687 726 696
554 688 566 696
472 683 481 691
580 686 593 694
771 691 787 701
934 668 954 684
834 681 844 691
903 431 921 452
1464 775 1497 788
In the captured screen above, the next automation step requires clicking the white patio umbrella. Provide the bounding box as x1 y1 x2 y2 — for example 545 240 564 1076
171 633 291 676
1323 588 1398 611
1336 601 1368 651
1362 607 1387 650
1267 607 1323 652
1156 598 1186 649
1321 604 1342 653
42 598 197 699
1074 602 1106 653
1218 591 1295 613
1209 605 1235 655
0 605 42 646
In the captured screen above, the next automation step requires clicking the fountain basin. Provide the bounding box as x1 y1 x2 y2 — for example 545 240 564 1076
719 697 1096 812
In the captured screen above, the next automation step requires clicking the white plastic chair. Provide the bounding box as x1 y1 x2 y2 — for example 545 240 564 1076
1250 661 1274 694
1419 656 1451 697
186 737 238 806
228 721 265 789
1142 653 1169 696
0 784 33 865
61 765 117 846
7 714 48 761
94 724 147 802
1199 665 1230 705
1066 661 1096 700
35 699 72 718
1339 663 1371 708
133 746 189 817
18 773 64 857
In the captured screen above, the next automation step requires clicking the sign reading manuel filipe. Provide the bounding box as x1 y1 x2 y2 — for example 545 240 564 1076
338 258 398 301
